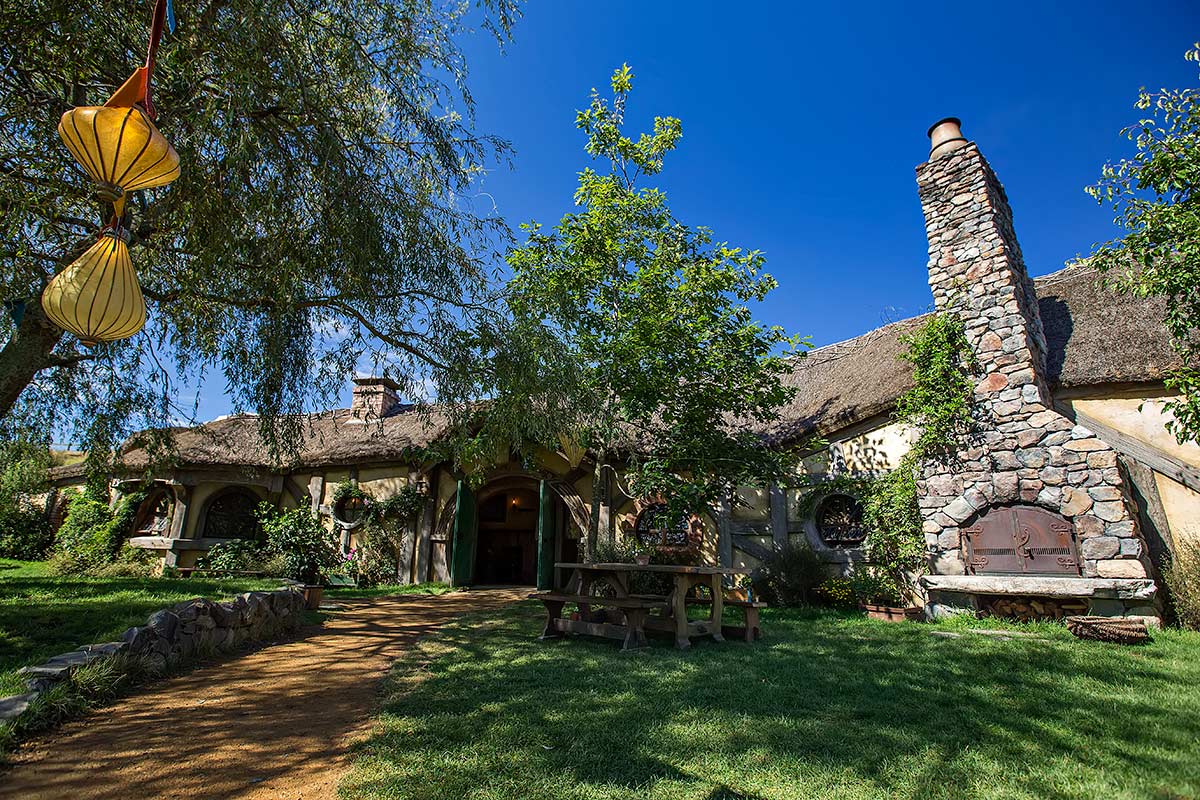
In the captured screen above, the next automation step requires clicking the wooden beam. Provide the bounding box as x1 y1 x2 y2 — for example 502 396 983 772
769 483 788 549
1057 404 1200 493
732 534 772 562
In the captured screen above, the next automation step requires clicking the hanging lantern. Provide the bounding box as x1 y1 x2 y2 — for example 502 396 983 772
41 228 146 346
57 105 179 218
557 433 587 468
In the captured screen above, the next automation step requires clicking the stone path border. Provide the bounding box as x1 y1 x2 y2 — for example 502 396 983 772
0 588 524 799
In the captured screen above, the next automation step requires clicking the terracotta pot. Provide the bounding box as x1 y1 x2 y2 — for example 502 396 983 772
634 554 651 565
860 603 923 622
302 585 325 610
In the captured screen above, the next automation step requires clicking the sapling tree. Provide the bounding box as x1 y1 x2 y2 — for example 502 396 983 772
474 66 803 557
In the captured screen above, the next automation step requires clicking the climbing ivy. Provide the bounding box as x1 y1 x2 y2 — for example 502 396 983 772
861 312 979 590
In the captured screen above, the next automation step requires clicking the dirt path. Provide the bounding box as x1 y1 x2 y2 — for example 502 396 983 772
1 588 525 800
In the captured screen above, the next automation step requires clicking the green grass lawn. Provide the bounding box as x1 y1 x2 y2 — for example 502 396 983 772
341 602 1200 800
0 559 282 696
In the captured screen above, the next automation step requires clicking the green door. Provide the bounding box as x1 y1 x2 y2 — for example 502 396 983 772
449 480 477 588
536 480 555 590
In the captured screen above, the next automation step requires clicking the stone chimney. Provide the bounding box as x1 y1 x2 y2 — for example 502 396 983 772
351 376 401 419
914 119 1151 582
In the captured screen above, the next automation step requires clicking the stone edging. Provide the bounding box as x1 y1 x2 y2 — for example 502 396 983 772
0 586 306 727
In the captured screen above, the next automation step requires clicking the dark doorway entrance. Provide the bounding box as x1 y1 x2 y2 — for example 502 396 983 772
474 487 538 585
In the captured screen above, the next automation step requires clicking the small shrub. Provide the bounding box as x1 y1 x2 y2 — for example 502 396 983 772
198 539 270 576
848 567 904 606
50 494 115 574
257 503 341 583
760 541 828 606
815 576 856 608
0 509 53 560
97 545 160 578
1165 538 1200 631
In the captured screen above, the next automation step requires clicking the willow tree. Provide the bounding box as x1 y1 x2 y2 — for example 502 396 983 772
480 66 802 557
0 0 521 461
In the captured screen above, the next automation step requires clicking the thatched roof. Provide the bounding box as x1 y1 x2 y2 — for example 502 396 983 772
764 264 1178 445
54 263 1177 479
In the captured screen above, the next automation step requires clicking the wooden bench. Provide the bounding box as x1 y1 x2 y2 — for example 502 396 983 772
530 592 667 651
686 597 767 642
175 568 266 578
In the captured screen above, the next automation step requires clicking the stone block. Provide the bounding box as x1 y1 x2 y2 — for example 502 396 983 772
1096 559 1146 579
146 610 179 643
1086 451 1118 469
1120 539 1143 557
1106 521 1135 538
1088 486 1122 502
1064 438 1107 453
1087 598 1126 617
993 472 1019 501
1028 410 1060 428
0 692 37 722
964 487 988 510
937 530 961 550
1060 487 1093 517
931 552 966 576
1035 487 1062 509
943 496 976 524
1081 536 1120 560
1017 449 1047 469
1093 501 1126 522
1075 515 1104 537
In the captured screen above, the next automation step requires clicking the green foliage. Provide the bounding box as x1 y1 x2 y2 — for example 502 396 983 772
477 66 803 553
256 503 341 584
1086 45 1200 445
50 493 115 575
894 312 979 463
759 541 828 607
847 567 905 606
0 510 53 561
853 311 976 592
96 545 161 578
346 483 430 586
592 536 701 595
0 0 522 461
1165 538 1200 631
197 540 272 577
861 467 925 578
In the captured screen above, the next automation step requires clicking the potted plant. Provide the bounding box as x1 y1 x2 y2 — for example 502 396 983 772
258 503 342 610
632 543 653 566
850 568 921 622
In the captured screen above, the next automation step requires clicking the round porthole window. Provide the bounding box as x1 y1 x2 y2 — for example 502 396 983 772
333 493 369 526
815 493 865 548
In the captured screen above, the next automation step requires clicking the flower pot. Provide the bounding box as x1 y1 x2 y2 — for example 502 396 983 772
634 554 651 565
302 585 325 610
860 603 922 622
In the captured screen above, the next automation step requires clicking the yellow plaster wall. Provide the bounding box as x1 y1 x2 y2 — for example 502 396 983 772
1067 396 1200 548
732 487 770 521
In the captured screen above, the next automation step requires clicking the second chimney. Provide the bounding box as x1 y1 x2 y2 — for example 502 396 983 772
351 376 401 419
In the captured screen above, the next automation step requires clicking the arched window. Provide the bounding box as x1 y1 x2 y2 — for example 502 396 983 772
815 494 865 548
201 487 263 540
133 488 174 536
634 504 692 548
333 493 369 527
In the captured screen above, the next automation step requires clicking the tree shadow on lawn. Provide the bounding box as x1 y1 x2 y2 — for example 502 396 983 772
344 603 1200 800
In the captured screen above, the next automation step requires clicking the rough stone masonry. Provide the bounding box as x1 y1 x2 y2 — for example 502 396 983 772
913 121 1153 585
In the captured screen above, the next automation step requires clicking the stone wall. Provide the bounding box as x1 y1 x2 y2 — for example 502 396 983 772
0 587 305 729
914 138 1153 583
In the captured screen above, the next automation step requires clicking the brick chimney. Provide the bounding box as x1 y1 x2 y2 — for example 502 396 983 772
914 119 1151 582
350 376 401 419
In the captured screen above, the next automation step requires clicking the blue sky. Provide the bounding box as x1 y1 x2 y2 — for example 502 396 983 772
197 0 1198 419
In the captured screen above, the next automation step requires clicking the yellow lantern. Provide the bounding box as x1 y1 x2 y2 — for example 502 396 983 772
557 433 587 468
41 228 146 346
57 105 180 218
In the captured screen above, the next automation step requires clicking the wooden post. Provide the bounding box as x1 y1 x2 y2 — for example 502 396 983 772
717 496 733 567
769 483 789 550
536 479 555 590
163 484 191 568
449 480 477 588
414 468 438 584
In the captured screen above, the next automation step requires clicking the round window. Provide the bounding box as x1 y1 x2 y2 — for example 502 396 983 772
815 494 865 548
634 504 692 548
334 494 369 526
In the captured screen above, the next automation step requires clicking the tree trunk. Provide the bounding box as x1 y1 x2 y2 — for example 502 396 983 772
587 456 605 562
0 299 65 421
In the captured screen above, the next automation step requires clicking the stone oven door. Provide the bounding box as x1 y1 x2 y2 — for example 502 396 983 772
964 506 1080 576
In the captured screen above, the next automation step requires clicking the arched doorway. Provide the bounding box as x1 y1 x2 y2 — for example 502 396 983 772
448 474 581 588
474 486 539 585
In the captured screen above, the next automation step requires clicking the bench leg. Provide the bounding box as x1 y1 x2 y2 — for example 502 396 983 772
539 600 565 640
622 609 649 651
744 608 760 642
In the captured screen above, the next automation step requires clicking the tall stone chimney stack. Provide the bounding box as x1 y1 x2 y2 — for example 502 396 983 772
913 118 1152 584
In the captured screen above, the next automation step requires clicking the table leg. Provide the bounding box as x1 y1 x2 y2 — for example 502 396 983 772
672 574 691 650
709 574 725 643
539 600 565 640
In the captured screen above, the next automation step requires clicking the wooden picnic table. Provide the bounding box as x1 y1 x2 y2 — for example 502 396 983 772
547 562 754 650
